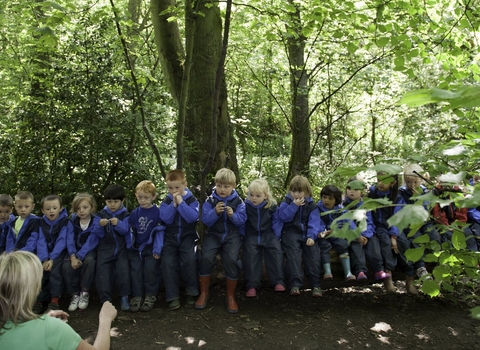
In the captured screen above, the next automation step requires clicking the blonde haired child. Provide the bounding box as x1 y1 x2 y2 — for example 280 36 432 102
128 180 164 312
196 168 247 313
0 194 14 254
64 193 100 311
278 175 322 297
242 179 285 298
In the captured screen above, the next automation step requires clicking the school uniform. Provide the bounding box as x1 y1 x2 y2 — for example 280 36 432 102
278 194 321 289
93 206 131 303
160 189 199 302
242 200 285 290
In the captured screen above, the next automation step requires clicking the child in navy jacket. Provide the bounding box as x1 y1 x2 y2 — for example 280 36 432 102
128 180 165 312
93 184 131 311
196 168 247 314
159 170 199 311
0 194 14 255
36 195 71 312
64 193 100 312
317 185 356 281
5 191 39 254
368 172 417 294
344 177 391 282
278 175 322 297
242 179 285 298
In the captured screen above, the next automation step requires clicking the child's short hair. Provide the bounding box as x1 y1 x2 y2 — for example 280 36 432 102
71 193 97 214
0 194 13 208
40 195 62 209
14 191 34 202
136 180 157 196
166 169 187 184
288 175 313 198
248 179 276 208
215 168 236 186
103 184 126 200
321 185 342 205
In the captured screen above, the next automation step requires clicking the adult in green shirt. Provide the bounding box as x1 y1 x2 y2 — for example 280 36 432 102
0 251 117 350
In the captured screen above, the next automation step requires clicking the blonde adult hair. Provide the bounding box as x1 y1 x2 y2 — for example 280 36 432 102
248 179 276 208
289 175 313 198
215 168 236 186
71 193 97 215
135 180 157 196
0 251 43 331
403 164 425 184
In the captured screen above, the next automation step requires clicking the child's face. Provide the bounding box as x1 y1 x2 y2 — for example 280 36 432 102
248 191 267 206
135 190 156 209
346 188 362 201
404 176 422 191
0 205 12 224
105 199 124 213
14 199 34 219
42 199 62 221
167 180 186 197
321 194 336 209
377 175 396 192
215 182 235 199
291 190 306 200
76 200 93 220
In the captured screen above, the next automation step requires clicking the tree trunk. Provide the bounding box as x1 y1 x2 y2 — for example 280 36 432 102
285 2 310 187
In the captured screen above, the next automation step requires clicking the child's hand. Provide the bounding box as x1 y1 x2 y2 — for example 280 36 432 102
43 259 53 271
215 201 225 214
153 254 160 259
225 206 234 217
306 238 315 246
174 193 183 206
318 230 331 238
390 236 398 254
109 217 118 226
293 197 305 206
359 236 368 245
99 218 109 226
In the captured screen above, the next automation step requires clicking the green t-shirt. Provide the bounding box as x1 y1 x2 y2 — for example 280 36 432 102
0 315 82 350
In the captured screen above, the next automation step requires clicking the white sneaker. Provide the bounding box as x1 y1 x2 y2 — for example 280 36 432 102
78 292 90 310
416 267 431 279
68 294 80 312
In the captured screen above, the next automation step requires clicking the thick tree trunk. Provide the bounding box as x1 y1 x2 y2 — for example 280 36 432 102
151 0 237 194
285 2 310 187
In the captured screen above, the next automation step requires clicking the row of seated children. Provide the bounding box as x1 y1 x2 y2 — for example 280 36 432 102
2 165 479 315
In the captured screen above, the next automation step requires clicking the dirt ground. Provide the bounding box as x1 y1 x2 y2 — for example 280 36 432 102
63 272 480 350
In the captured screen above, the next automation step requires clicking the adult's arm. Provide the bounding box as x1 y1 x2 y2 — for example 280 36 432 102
76 302 117 350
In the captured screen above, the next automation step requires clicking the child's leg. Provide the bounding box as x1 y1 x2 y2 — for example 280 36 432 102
96 251 115 303
363 236 385 273
319 238 332 278
63 256 80 296
263 234 286 288
302 240 321 288
375 227 397 272
49 252 67 305
221 233 242 313
333 238 355 280
178 235 199 298
80 250 97 292
349 240 366 276
281 231 304 289
242 233 263 291
115 249 131 297
160 236 181 302
128 250 144 298
196 233 220 309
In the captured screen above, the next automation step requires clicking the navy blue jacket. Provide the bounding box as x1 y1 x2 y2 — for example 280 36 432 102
67 214 100 261
368 186 405 236
278 194 321 241
93 206 131 256
242 200 282 240
160 188 199 243
202 189 246 238
342 197 375 238
37 208 71 262
6 214 40 253
0 214 15 253
129 204 165 256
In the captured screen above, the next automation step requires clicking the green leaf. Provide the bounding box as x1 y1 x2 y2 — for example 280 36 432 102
398 89 442 107
405 247 425 263
388 205 429 233
470 306 480 320
361 198 392 210
452 230 467 250
413 233 431 244
432 264 451 280
420 280 440 297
